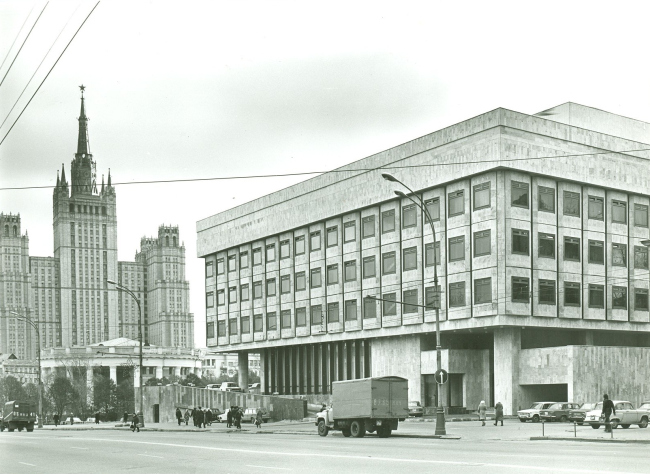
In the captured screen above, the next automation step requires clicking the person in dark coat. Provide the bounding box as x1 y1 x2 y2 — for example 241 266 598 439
123 412 129 423
53 413 60 427
206 408 213 426
494 402 504 426
191 407 197 427
234 407 242 430
226 407 233 428
175 408 182 426
131 413 140 432
184 409 190 426
95 411 100 424
602 394 616 433
255 409 263 428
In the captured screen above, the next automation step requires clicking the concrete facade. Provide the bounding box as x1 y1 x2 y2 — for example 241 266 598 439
197 103 650 414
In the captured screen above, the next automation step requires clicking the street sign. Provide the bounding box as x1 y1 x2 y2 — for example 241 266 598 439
434 369 448 384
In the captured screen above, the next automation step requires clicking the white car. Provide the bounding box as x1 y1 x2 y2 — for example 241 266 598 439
584 400 650 429
517 402 556 423
218 382 241 392
62 417 83 425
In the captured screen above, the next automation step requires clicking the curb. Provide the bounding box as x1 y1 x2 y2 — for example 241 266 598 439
530 436 650 444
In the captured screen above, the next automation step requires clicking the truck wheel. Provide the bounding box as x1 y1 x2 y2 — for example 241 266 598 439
318 420 329 437
8 428 14 432
378 425 392 438
342 428 351 437
18 427 23 432
350 420 365 438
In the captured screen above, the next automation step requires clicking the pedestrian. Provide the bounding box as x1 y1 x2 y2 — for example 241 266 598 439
69 414 74 425
53 413 59 427
95 411 100 424
255 409 263 428
131 412 140 432
494 401 504 426
234 407 243 430
184 409 190 426
478 400 487 426
123 412 129 423
206 408 213 426
602 394 616 433
226 407 233 428
191 407 197 427
176 407 182 426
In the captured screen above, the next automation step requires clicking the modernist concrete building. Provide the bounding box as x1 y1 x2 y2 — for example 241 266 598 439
197 103 650 414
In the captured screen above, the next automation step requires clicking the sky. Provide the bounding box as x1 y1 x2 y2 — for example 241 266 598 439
1 0 650 348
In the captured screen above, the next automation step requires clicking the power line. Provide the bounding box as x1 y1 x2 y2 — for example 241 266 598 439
0 4 35 72
2 146 650 192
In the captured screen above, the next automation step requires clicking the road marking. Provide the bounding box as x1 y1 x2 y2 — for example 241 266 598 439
19 462 36 467
70 447 88 450
138 454 164 459
246 465 290 470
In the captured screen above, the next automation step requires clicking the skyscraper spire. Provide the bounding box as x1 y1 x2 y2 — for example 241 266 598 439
77 84 90 155
56 170 60 187
107 169 111 187
71 85 97 196
60 163 67 186
101 174 105 194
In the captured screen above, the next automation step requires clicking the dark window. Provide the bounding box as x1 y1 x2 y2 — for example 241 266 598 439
311 305 323 325
363 256 376 278
217 320 226 337
403 247 417 271
564 237 581 261
345 300 357 321
474 230 491 257
538 233 555 259
588 196 604 220
588 240 604 264
382 251 396 274
383 293 396 316
241 284 249 301
344 260 356 281
538 186 555 213
635 204 648 227
217 258 225 275
252 248 262 266
512 277 530 302
402 205 417 228
382 209 395 234
327 264 338 285
280 240 290 259
295 236 305 255
403 289 418 313
474 278 492 304
449 236 465 261
612 200 627 224
612 286 627 309
363 298 377 319
425 242 440 266
564 282 581 306
425 286 441 310
229 318 238 335
228 254 237 272
206 291 214 308
362 216 375 238
539 280 556 305
449 190 464 216
425 198 440 222
564 191 580 217
635 289 648 311
449 282 465 307
241 316 250 334
254 314 263 332
635 246 649 269
310 268 322 288
344 221 356 242
512 181 529 208
217 290 225 306
326 226 338 247
281 310 291 329
295 272 306 291
473 182 490 210
296 307 307 327
280 275 290 294
229 286 237 304
206 261 214 278
267 312 277 330
266 244 276 262
253 281 262 299
240 251 249 268
588 284 604 308
612 243 627 267
266 278 276 297
310 231 321 252
207 322 215 339
512 229 529 255
327 302 339 323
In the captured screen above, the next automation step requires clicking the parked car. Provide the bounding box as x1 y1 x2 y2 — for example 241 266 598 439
568 402 598 425
216 409 230 423
219 382 242 392
584 401 650 429
540 402 581 422
517 402 556 423
243 407 270 423
62 417 83 425
206 384 220 390
408 401 424 417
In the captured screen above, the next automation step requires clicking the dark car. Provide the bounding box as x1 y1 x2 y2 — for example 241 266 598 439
568 402 598 425
408 401 424 417
540 402 581 422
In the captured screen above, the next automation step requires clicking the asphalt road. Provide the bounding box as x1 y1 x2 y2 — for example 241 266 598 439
1 426 649 474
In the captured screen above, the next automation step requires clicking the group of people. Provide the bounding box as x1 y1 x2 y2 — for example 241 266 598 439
226 406 243 429
175 407 213 428
477 400 504 426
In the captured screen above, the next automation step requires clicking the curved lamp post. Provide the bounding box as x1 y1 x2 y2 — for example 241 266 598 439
9 311 43 428
381 172 446 436
107 279 143 423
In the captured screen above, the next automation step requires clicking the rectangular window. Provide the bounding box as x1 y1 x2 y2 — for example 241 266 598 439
473 182 490 210
612 200 627 224
588 196 604 220
252 248 262 266
512 277 530 302
474 278 492 304
538 233 555 259
449 236 465 261
253 281 262 299
448 190 464 216
311 305 323 325
362 216 375 238
383 293 397 316
425 286 441 310
449 282 465 307
295 272 306 291
344 221 356 242
588 240 604 264
280 275 290 294
240 284 249 301
612 243 627 267
310 268 322 288
229 318 238 335
345 300 357 321
474 230 491 257
344 260 356 282
364 297 377 319
563 191 580 217
402 205 417 228
217 258 225 275
425 242 440 266
564 282 581 306
295 236 305 255
229 286 237 304
296 307 307 327
539 280 556 305
612 286 627 309
382 209 395 233
382 251 396 274
266 278 276 297
240 251 249 268
512 229 529 255
326 226 338 247
254 314 263 332
635 204 648 227
588 284 604 308
425 198 440 222
267 312 277 330
206 261 214 278
635 288 648 311
363 256 376 278
206 291 214 308
228 255 236 272
280 240 290 259
564 237 580 261
241 316 250 334
281 310 291 329
327 264 338 285
310 231 321 252
217 320 226 337
403 289 418 313
266 244 276 262
206 322 215 339
538 186 555 213
403 247 417 271
635 246 649 269
512 181 529 208
327 302 339 323
217 289 225 306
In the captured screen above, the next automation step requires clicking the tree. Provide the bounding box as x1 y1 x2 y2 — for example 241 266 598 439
93 375 117 417
144 377 170 386
180 373 204 387
115 380 134 415
0 375 27 402
48 376 76 417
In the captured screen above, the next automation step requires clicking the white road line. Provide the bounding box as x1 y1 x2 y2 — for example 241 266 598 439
19 462 36 467
246 465 290 471
137 454 164 459
70 447 88 450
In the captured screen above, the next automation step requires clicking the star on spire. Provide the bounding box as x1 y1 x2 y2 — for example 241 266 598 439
79 84 86 97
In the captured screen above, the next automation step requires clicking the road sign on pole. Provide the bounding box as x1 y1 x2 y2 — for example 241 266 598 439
434 369 448 384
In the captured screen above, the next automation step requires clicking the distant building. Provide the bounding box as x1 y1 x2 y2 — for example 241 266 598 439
202 352 261 379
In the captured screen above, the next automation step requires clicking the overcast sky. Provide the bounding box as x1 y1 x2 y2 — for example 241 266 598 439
1 0 649 348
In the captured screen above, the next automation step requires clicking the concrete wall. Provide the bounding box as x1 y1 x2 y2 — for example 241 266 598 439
371 334 421 401
494 327 520 415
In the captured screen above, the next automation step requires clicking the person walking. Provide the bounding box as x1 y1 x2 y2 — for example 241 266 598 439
602 394 616 433
255 409 263 428
131 413 140 432
183 409 190 426
53 413 60 427
478 400 487 426
123 412 129 424
234 407 242 430
206 408 213 426
95 411 100 424
226 407 233 428
176 407 182 426
494 402 504 426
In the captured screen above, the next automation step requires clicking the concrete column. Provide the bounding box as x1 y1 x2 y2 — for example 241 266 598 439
174 367 181 378
342 342 349 380
109 366 117 384
585 331 595 345
350 341 357 379
358 341 365 378
316 344 322 393
194 367 203 378
133 366 141 388
86 368 94 406
493 327 521 416
273 348 279 393
260 350 267 394
332 343 339 384
324 343 331 393
238 352 249 392
155 366 163 379
288 347 294 394
310 345 317 393
301 346 308 394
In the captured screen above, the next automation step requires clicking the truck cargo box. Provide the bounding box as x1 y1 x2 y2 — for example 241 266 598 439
332 376 408 420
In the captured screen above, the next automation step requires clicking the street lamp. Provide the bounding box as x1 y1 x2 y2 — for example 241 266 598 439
9 311 43 429
381 172 446 436
107 279 143 423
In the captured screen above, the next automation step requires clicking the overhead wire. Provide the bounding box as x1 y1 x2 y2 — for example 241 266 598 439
0 4 35 72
